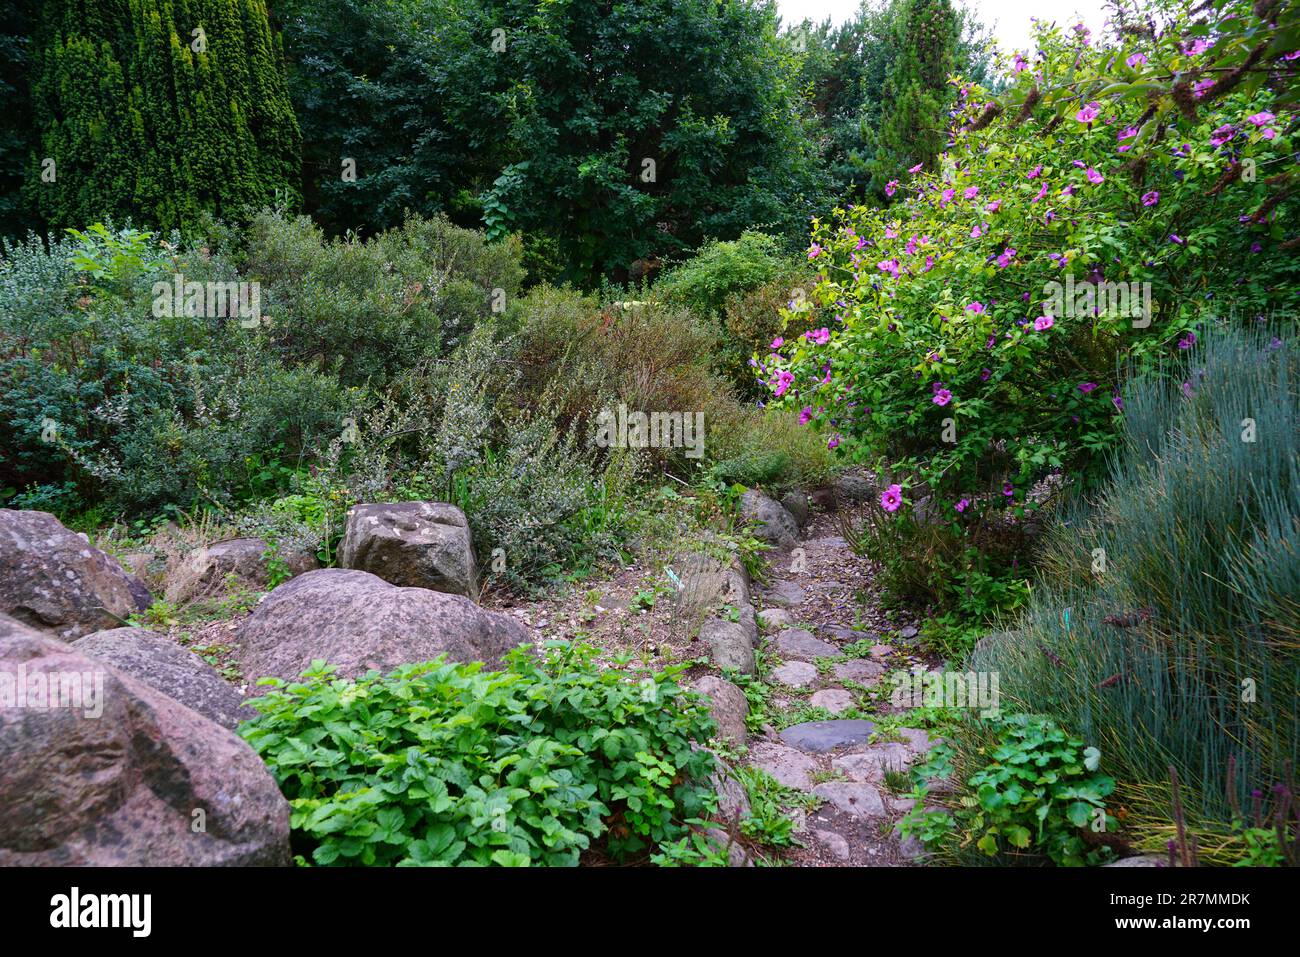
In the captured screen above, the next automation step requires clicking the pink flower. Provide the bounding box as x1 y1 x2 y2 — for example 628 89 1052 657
827 435 840 450
964 186 980 200
808 244 822 259
799 406 813 425
970 223 984 238
885 179 900 197
1086 168 1104 184
880 484 903 512
1193 78 1215 98
909 162 924 173
770 337 784 350
1027 164 1043 179
1126 52 1147 68
1141 190 1159 207
1210 124 1236 147
1246 112 1275 127
985 200 1001 213
933 389 952 406
772 370 794 397
955 497 969 513
966 301 985 314
1076 102 1101 123
1034 315 1054 331
1002 482 1014 498
805 327 831 345
878 259 900 278
1032 183 1049 202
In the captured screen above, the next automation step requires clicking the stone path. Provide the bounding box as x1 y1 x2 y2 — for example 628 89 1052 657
733 509 938 866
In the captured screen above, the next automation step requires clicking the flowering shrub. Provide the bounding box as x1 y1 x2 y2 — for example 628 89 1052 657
766 0 1297 532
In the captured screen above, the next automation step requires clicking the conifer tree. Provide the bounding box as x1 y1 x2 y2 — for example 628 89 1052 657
26 0 301 232
870 0 959 197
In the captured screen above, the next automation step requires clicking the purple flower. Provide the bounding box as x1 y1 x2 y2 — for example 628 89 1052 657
799 406 813 425
933 389 953 406
808 244 822 259
1034 314 1054 331
772 370 794 397
908 162 924 173
885 179 900 197
1246 111 1276 127
770 336 784 350
955 497 970 513
881 484 903 512
964 186 980 200
985 200 1001 213
1002 482 1014 497
1141 190 1159 207
1126 52 1147 68
1086 168 1104 184
1076 102 1101 123
1077 382 1098 394
966 301 985 314
980 367 991 381
827 434 840 450
1210 124 1236 147
1178 332 1197 350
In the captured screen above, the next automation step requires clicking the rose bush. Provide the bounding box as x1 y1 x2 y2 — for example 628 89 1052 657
766 0 1296 568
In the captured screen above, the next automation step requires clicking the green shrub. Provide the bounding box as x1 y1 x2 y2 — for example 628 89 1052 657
900 711 1116 866
973 321 1300 856
240 642 719 866
239 210 525 386
770 1 1298 539
656 231 789 319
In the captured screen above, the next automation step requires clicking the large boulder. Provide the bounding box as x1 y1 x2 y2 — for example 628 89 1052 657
0 509 139 640
164 537 318 606
339 501 478 598
72 627 253 730
673 551 751 617
692 676 749 747
0 614 289 866
234 569 529 681
739 491 799 549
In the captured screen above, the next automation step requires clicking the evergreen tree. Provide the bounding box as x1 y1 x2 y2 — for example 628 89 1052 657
25 0 301 232
869 0 959 197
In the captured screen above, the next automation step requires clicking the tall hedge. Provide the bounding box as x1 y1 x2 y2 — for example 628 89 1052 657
25 0 301 232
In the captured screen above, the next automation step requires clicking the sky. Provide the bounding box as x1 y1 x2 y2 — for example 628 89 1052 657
774 0 1115 55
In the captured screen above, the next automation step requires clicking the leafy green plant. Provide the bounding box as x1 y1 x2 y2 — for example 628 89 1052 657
240 641 718 866
900 711 1116 866
734 765 819 848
